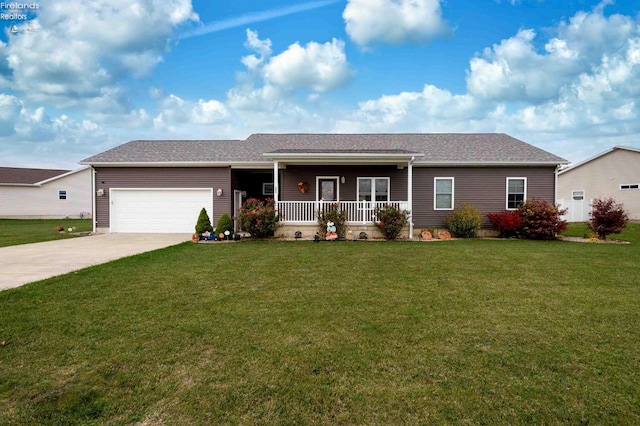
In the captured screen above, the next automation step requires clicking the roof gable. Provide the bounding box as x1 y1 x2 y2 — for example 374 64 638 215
558 146 640 175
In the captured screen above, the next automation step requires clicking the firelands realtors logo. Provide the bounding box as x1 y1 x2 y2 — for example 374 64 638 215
1 2 38 20
1 2 39 34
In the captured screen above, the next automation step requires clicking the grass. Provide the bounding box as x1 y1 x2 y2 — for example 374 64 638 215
1 224 639 424
0 219 93 247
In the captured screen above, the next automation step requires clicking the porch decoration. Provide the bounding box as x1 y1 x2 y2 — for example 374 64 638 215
325 221 338 240
420 230 432 240
317 204 347 239
297 181 310 193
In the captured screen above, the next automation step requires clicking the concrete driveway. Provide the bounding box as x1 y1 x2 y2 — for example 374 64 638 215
0 233 191 291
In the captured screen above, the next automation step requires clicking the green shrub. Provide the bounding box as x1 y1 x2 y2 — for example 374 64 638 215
374 205 409 240
444 203 482 238
195 208 213 235
215 213 234 237
589 197 629 240
317 204 348 239
237 198 280 238
517 199 567 240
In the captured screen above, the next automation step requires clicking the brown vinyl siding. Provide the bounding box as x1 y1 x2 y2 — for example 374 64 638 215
412 166 556 229
94 167 231 229
281 165 408 201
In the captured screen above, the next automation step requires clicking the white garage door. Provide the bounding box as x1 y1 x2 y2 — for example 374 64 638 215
111 189 213 233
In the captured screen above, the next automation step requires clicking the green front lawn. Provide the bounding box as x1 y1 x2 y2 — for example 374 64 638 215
1 225 639 424
0 219 93 247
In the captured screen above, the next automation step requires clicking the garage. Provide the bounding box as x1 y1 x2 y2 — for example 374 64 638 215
110 188 213 233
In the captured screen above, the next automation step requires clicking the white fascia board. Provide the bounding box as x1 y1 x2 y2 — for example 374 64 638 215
264 152 423 162
413 160 568 167
80 161 246 167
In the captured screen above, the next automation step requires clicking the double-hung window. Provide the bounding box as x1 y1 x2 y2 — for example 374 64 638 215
59 190 67 200
434 177 454 210
572 190 584 200
506 177 526 209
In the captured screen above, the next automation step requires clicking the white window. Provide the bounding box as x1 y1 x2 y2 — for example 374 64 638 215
59 190 67 200
620 184 639 190
434 177 454 210
506 177 526 210
357 177 389 202
572 190 584 201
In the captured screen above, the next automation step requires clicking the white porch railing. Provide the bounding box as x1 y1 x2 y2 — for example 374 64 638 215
279 201 409 223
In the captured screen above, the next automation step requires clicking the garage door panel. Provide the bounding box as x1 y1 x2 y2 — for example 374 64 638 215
111 189 213 233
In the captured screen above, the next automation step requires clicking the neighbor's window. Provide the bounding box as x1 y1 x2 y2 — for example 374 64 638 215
506 178 526 209
572 190 584 201
59 190 67 200
434 177 454 210
620 183 639 190
358 177 389 202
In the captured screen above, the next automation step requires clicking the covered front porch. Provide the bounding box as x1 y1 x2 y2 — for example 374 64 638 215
263 148 424 238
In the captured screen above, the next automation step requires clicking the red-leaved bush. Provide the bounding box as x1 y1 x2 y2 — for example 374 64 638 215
487 210 522 238
517 199 568 240
237 198 280 238
589 197 628 240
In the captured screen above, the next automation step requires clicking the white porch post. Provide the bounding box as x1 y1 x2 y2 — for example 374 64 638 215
408 157 414 239
273 161 279 213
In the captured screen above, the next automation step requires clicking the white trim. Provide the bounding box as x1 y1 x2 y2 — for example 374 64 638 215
91 167 97 233
356 177 390 202
316 176 340 202
506 177 527 210
109 188 213 233
434 177 454 210
408 158 413 239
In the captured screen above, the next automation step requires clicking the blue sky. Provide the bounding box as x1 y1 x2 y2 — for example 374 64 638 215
0 0 639 169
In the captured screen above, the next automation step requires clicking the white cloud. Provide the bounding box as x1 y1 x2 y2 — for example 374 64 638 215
154 95 228 130
263 38 352 92
1 0 198 109
343 0 452 47
228 29 353 111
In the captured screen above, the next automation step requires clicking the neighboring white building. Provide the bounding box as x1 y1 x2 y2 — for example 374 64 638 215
558 146 640 221
0 166 92 219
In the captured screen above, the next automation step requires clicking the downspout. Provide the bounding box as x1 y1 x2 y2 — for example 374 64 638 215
554 165 559 204
91 167 96 234
408 156 414 239
273 161 279 215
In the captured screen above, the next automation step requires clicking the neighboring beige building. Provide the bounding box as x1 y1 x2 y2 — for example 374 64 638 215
558 146 640 221
0 166 92 219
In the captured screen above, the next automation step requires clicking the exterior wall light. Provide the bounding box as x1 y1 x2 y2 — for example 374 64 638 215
216 188 223 196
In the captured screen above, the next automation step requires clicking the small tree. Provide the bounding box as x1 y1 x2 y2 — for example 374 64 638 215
374 205 409 240
195 208 213 235
317 204 348 239
237 198 280 238
517 199 567 240
444 203 482 238
589 197 629 240
215 213 234 237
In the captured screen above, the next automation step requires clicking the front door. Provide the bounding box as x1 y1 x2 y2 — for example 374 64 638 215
318 178 338 201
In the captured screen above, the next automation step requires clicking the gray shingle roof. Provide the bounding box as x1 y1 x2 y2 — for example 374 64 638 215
80 133 567 165
0 167 70 184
